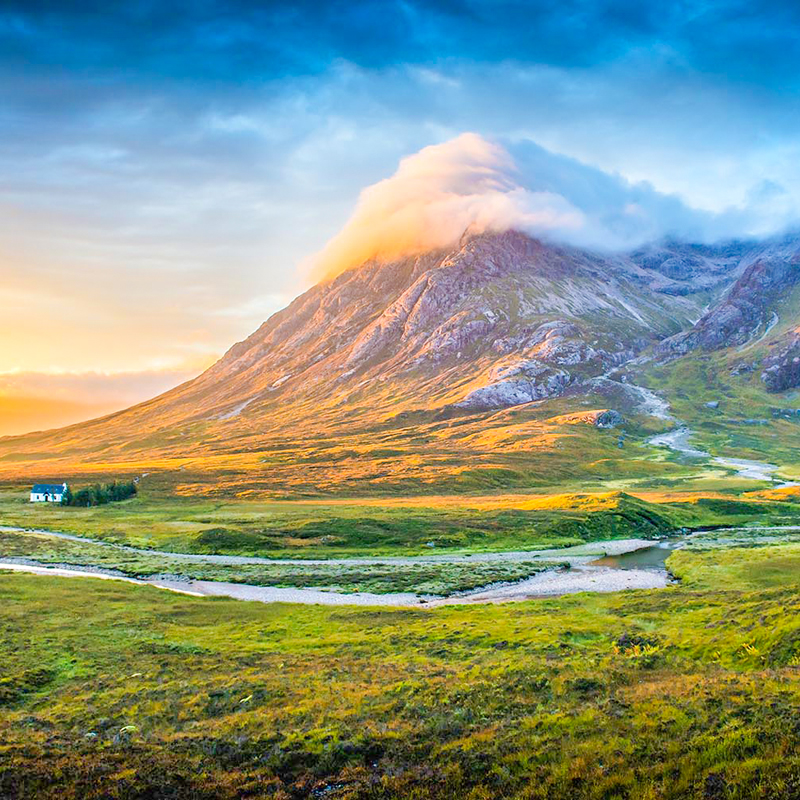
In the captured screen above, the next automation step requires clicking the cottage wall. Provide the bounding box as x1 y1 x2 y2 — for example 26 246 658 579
30 485 66 503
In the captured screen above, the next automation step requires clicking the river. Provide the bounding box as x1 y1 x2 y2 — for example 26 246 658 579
649 425 792 483
0 529 679 607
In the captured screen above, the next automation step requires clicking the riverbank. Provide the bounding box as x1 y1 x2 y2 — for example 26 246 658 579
0 536 671 605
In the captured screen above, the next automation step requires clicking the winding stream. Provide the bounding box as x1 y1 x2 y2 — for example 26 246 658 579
649 425 790 483
631 379 794 484
0 526 678 606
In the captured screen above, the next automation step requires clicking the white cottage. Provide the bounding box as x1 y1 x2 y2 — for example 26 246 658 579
30 483 68 503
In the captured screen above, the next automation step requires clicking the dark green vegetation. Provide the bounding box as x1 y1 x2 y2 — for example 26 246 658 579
1 541 798 800
63 480 138 507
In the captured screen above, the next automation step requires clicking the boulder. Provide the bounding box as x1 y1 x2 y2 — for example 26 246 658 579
595 409 624 428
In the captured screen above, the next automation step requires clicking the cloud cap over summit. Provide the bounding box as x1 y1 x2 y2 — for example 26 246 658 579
311 133 782 280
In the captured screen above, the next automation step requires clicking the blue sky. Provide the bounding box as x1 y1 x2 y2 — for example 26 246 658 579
2 0 800 427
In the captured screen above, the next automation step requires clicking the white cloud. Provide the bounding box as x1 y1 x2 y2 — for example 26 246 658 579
311 134 599 278
310 132 766 280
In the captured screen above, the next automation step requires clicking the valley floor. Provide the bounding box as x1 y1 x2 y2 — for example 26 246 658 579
1 485 800 798
1 540 799 799
0 534 671 605
2 484 800 597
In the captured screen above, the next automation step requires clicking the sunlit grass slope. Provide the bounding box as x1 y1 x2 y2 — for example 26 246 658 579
0 397 692 497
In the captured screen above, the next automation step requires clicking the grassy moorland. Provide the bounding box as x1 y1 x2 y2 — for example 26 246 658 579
0 488 676 557
3 487 800 559
0 488 670 557
0 541 798 800
639 349 800 472
2 366 799 499
0 397 697 498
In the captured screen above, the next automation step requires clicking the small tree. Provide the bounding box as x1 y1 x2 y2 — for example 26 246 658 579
61 480 138 507
72 487 93 507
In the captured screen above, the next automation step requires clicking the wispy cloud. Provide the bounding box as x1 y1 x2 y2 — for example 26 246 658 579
310 132 791 280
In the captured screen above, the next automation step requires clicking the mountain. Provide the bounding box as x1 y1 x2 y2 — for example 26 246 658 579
657 243 800 357
3 229 800 495
151 230 720 417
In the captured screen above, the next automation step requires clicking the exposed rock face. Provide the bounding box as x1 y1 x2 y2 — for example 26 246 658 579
629 240 749 296
762 333 800 392
594 409 624 428
658 257 800 357
457 361 573 410
148 229 716 422
454 319 632 411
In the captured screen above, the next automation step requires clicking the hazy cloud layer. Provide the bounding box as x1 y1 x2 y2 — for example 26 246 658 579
0 369 202 436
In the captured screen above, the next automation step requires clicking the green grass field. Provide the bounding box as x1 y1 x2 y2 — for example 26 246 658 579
2 465 800 797
0 541 798 799
3 487 800 559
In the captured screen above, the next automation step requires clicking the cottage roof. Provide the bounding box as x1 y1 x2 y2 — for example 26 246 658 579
32 483 66 494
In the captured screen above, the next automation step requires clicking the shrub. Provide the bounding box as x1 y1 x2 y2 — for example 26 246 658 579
65 480 137 507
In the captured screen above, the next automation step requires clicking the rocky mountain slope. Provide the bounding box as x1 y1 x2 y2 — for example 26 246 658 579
3 232 731 433
658 251 800 358
3 228 800 494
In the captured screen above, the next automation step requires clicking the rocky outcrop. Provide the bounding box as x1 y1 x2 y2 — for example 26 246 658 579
544 409 623 427
762 332 800 392
595 409 624 428
628 240 749 295
456 360 572 410
657 258 800 358
454 318 641 411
